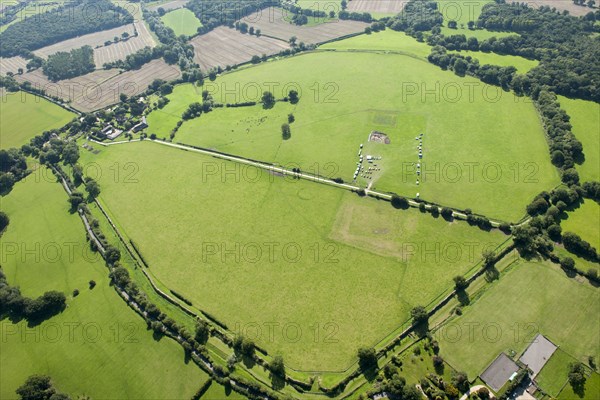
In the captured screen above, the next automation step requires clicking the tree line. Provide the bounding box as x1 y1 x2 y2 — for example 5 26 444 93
474 0 600 102
0 268 67 324
16 375 71 400
386 0 442 33
43 46 95 81
390 0 600 102
0 148 28 195
0 0 133 57
186 0 272 32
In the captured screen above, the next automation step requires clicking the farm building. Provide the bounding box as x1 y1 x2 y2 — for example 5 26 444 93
132 116 148 133
98 125 123 140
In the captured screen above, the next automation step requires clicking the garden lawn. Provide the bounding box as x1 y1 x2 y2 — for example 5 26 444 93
435 260 600 378
536 348 578 397
149 50 558 221
0 91 74 149
78 140 506 371
562 200 600 249
0 166 208 399
559 371 600 400
558 96 600 182
160 7 202 36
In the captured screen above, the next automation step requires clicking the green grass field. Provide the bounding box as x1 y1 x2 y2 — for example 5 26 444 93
146 83 203 137
78 140 506 371
201 381 247 400
0 165 208 399
448 50 538 73
555 246 599 278
558 96 600 182
296 0 341 12
320 30 433 58
558 371 600 400
160 8 202 36
441 27 517 40
436 0 518 40
148 47 558 221
562 200 600 249
536 348 578 397
0 91 74 150
435 260 600 378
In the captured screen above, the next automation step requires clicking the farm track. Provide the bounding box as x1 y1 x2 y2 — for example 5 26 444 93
191 27 290 71
94 137 512 227
80 138 519 384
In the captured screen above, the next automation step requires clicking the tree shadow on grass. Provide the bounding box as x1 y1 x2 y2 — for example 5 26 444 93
240 354 256 369
456 290 470 306
571 380 587 398
270 373 285 391
434 362 445 375
442 214 455 222
413 321 430 339
224 382 233 396
151 329 164 342
362 367 378 383
484 265 500 282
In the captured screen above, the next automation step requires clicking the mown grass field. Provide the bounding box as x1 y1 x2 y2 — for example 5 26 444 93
201 381 247 399
559 371 600 400
146 83 203 136
562 200 600 249
435 260 600 378
320 30 433 58
0 166 208 399
441 27 517 40
0 91 74 150
78 140 506 371
558 96 600 182
536 348 578 397
148 41 558 221
160 7 202 36
449 50 539 73
555 246 599 278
